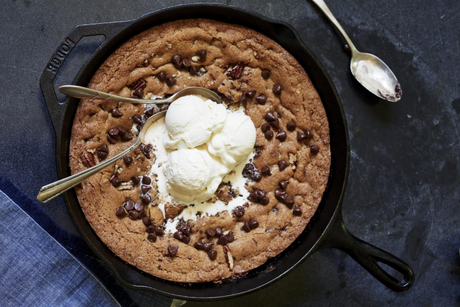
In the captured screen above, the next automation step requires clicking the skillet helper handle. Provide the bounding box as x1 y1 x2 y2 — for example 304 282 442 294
40 21 131 135
321 211 414 291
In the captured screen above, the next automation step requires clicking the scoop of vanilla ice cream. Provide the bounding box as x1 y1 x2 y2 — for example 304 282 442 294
207 112 256 168
164 95 227 149
163 148 227 202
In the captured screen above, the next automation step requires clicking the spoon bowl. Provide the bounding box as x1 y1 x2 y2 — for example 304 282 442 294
312 0 402 102
351 52 402 102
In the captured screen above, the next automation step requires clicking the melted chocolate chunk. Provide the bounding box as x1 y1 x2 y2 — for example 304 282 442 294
110 175 121 187
168 244 179 257
261 166 271 176
310 145 320 154
123 156 133 166
276 131 287 142
125 200 135 211
142 216 152 226
279 180 289 190
278 160 288 171
206 228 216 238
246 90 256 99
131 176 140 185
147 233 157 242
272 83 282 95
196 49 207 62
264 112 276 122
142 176 152 184
256 94 267 105
233 206 245 217
261 123 271 133
111 108 123 118
157 71 167 82
208 250 217 260
264 130 274 140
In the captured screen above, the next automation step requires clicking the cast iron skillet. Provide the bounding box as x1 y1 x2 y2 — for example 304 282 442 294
40 4 414 300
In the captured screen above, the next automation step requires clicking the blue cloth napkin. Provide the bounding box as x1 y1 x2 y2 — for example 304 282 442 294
0 178 175 307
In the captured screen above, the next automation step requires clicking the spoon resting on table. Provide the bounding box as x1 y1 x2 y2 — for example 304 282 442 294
36 86 221 203
312 0 402 102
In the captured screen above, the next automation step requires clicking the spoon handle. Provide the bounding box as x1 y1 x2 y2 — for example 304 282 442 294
59 85 168 104
311 0 358 55
36 140 140 203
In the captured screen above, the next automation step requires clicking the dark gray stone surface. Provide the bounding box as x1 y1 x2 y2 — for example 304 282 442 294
0 0 459 306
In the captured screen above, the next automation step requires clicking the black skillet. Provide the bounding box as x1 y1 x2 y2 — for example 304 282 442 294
39 4 414 300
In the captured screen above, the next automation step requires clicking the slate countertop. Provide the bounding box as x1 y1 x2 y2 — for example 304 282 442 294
1 0 459 306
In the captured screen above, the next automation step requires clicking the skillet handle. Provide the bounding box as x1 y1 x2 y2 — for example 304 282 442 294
39 20 131 136
319 210 414 291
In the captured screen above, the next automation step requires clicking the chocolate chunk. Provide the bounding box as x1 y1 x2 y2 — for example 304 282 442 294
146 225 156 233
203 242 214 252
134 202 144 212
226 231 235 243
242 163 262 182
264 112 276 122
276 131 287 142
233 206 245 217
264 130 274 140
107 134 117 144
261 69 271 79
248 218 259 229
140 144 151 159
171 55 181 68
121 131 134 142
275 189 287 201
174 231 184 241
260 196 270 206
168 244 179 257
256 94 267 105
129 210 139 220
141 185 151 194
125 200 135 210
246 90 256 99
215 227 223 237
155 226 164 236
181 58 191 70
132 115 143 125
217 235 228 245
189 65 197 76
286 120 296 131
269 118 280 131
142 216 152 226
284 197 295 209
261 123 271 133
131 176 140 185
261 166 271 176
278 160 288 171
147 233 157 242
157 71 167 82
166 76 176 87
310 145 320 154
248 190 260 203
279 180 289 190
196 49 207 62
273 83 282 95
194 240 204 250
182 235 191 244
141 194 151 204
208 250 217 260
297 131 307 142
123 156 133 166
206 228 216 238
304 129 312 139
132 87 144 99
115 207 126 217
138 211 146 219
118 127 128 136
142 176 152 184
242 221 251 232
255 189 266 199
293 205 302 215
97 144 108 160
110 175 121 187
108 128 119 138
112 108 123 118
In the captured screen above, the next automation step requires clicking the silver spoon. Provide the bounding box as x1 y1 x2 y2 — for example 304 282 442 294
37 86 222 203
59 85 222 104
312 0 402 102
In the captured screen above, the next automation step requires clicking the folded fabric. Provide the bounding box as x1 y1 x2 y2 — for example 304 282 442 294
0 178 174 307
